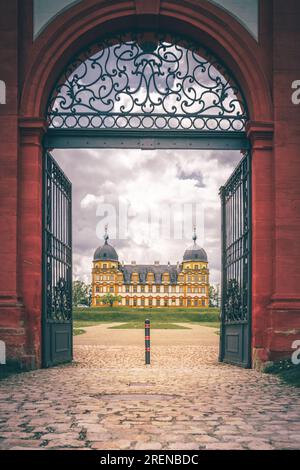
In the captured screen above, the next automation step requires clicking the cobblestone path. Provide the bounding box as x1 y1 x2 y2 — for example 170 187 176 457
0 344 299 450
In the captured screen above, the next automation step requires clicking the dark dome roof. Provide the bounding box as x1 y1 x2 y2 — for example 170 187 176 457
94 226 118 261
183 228 208 262
183 244 208 262
94 243 118 261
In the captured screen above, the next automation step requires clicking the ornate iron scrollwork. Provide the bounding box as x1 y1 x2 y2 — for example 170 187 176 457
53 278 72 321
47 32 248 132
224 279 243 322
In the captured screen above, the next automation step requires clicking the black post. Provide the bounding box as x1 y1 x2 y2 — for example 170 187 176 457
145 319 150 365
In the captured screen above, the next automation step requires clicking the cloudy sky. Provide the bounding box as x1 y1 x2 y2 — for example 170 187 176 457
54 148 241 286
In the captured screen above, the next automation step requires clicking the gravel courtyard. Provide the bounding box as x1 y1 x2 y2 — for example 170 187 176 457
0 324 299 450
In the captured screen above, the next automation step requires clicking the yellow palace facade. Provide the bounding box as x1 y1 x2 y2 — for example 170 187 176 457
91 229 209 308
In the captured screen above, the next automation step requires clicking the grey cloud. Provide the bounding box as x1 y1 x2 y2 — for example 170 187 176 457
53 148 241 286
176 164 205 188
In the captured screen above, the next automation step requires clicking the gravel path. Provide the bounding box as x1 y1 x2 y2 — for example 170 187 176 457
74 322 219 347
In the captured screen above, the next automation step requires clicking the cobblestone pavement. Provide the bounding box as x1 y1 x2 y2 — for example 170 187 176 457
0 344 300 450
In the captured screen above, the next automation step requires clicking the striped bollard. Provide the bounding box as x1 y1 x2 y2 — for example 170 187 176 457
145 319 150 365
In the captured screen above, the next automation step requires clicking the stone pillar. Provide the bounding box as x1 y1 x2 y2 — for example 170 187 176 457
18 118 47 369
266 0 300 362
246 121 274 368
0 0 27 367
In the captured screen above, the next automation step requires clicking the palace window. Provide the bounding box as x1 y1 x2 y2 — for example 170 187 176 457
179 298 183 306
125 285 130 293
148 285 152 293
147 273 154 283
96 286 99 293
141 285 145 293
157 298 160 306
195 265 199 270
141 298 145 306
187 298 191 306
110 286 114 293
202 298 205 306
149 298 152 306
194 299 198 306
133 298 137 307
164 299 168 307
126 298 130 306
164 285 168 293
133 285 137 293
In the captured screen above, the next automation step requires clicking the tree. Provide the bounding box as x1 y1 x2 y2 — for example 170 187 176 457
101 293 122 307
72 280 92 306
209 285 219 307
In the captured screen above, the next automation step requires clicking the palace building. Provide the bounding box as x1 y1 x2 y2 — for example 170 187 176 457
91 228 209 308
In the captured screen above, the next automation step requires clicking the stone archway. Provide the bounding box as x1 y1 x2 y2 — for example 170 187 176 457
17 0 275 369
42 29 251 367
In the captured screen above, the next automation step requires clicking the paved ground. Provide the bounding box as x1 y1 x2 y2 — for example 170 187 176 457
0 324 300 450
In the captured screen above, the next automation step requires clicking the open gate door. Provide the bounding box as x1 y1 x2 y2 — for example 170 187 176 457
42 151 72 367
219 152 251 368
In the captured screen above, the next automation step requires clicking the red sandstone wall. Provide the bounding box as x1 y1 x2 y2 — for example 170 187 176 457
0 0 28 367
266 0 300 362
0 0 299 369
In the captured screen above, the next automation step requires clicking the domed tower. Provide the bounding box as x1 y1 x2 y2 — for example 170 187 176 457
181 227 209 308
93 225 119 265
91 226 120 307
183 227 208 265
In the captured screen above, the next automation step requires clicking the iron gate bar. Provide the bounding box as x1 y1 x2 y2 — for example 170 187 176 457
44 130 250 150
42 151 73 367
219 151 251 368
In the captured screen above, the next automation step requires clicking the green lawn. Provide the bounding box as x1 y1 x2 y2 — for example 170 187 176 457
108 322 190 329
73 306 220 330
73 328 86 336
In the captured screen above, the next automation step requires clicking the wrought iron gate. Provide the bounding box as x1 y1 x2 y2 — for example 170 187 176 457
219 151 251 368
41 31 252 369
42 151 72 367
